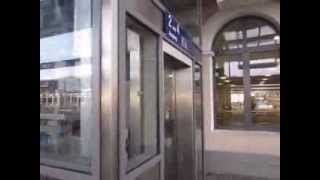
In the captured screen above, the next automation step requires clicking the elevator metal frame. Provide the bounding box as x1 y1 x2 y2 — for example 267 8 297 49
162 41 196 180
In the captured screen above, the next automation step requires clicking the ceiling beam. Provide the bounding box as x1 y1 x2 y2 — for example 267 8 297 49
218 44 279 55
223 34 277 45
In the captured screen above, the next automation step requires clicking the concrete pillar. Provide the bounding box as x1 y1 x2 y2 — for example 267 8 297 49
201 52 215 149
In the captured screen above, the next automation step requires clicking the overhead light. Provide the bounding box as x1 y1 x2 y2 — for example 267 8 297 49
219 76 227 80
225 79 231 83
217 83 223 86
273 35 280 41
262 78 268 81
274 35 280 44
265 74 272 77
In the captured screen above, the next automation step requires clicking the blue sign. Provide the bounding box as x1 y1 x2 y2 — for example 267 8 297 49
163 12 194 56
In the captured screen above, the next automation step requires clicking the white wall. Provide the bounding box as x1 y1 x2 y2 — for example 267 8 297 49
201 1 280 179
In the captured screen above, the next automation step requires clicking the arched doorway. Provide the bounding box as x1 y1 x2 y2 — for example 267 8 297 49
212 16 280 131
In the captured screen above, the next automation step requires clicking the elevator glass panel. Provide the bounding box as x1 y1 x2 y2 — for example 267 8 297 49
126 17 159 171
40 0 93 173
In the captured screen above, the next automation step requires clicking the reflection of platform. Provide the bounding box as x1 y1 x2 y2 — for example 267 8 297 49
40 136 90 172
40 113 65 120
40 113 67 137
40 113 75 153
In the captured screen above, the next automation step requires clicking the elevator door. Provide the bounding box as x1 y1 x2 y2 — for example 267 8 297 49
164 53 194 180
164 59 177 180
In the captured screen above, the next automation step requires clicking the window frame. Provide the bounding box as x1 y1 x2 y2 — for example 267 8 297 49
212 16 280 132
124 15 161 173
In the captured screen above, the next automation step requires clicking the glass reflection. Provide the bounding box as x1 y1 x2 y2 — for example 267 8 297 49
126 17 159 171
40 0 93 172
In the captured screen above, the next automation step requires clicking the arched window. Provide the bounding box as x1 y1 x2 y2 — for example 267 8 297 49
212 16 280 131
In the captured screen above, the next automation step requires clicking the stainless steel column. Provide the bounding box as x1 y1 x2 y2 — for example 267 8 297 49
101 0 119 179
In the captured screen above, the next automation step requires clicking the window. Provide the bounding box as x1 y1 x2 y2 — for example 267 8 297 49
250 57 280 131
40 0 94 173
126 17 159 171
215 58 244 129
246 27 259 38
214 17 278 55
213 17 280 131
